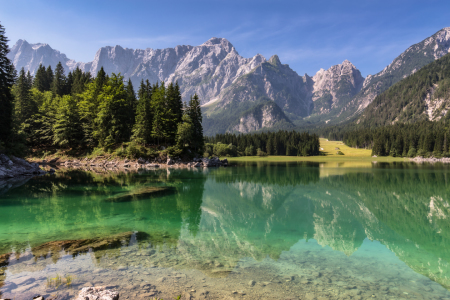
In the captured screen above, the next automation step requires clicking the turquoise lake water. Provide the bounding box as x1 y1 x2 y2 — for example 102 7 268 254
1 162 450 299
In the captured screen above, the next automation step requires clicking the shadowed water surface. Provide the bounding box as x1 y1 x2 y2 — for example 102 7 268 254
1 162 450 299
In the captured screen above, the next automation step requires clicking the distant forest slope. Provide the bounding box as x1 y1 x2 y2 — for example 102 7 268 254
356 52 450 128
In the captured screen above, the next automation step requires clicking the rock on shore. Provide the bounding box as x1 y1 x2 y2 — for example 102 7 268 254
0 154 45 179
410 156 450 163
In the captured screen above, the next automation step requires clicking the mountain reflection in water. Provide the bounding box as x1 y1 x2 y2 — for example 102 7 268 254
0 162 450 298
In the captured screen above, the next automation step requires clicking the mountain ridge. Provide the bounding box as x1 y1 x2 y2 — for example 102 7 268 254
8 27 450 135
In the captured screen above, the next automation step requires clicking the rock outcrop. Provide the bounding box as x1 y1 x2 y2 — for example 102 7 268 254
311 60 364 115
0 154 45 179
229 101 293 133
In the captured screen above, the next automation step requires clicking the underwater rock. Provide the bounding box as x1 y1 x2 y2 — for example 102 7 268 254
75 286 119 300
31 231 150 259
104 186 176 202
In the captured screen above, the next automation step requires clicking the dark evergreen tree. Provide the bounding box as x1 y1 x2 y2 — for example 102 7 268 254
51 62 66 96
53 95 82 148
94 73 133 148
132 80 153 144
33 64 48 92
187 94 204 153
26 70 33 88
0 22 15 145
70 66 91 95
125 79 137 130
78 67 107 147
14 68 36 125
165 82 182 144
44 66 53 91
151 82 167 145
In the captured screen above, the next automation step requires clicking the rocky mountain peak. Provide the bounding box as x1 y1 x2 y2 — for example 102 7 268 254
310 60 364 115
268 55 281 66
202 37 235 53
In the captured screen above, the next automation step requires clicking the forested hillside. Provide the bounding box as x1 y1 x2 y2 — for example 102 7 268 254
357 52 450 127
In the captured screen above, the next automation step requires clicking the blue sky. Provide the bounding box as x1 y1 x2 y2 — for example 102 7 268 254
1 0 449 77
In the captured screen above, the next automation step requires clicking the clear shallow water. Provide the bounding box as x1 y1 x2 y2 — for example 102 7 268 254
1 162 450 299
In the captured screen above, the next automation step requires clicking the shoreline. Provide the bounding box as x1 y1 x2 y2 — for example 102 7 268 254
30 155 229 171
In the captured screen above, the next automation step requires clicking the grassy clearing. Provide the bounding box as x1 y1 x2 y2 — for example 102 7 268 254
227 139 406 164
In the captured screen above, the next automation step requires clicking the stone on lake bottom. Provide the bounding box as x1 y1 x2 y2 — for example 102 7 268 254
75 286 119 300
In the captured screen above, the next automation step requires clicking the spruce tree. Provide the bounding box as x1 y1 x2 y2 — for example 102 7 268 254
70 67 90 95
132 80 153 145
45 66 53 91
94 73 132 148
165 82 181 144
51 62 66 96
26 70 33 88
53 95 82 148
78 68 107 147
125 79 137 129
14 68 36 125
33 64 48 92
151 82 168 145
187 94 204 153
0 22 15 145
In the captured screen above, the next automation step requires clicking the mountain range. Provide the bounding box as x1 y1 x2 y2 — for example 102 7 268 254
7 27 450 135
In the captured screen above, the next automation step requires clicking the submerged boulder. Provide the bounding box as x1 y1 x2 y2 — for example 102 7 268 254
104 186 177 202
75 286 119 300
31 231 150 259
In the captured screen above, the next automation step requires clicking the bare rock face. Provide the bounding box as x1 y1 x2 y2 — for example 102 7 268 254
75 286 119 300
311 60 364 115
230 101 292 133
0 154 45 179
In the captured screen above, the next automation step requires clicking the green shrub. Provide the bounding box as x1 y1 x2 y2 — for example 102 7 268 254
257 148 268 157
407 147 417 157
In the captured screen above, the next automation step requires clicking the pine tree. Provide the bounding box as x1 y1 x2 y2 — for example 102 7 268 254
125 79 137 130
78 68 107 147
187 94 204 153
26 70 33 88
14 68 36 125
53 95 82 148
51 62 66 96
151 83 167 145
65 70 73 95
94 73 133 148
45 66 53 91
33 64 48 92
70 67 90 95
132 80 153 144
165 82 182 144
174 82 183 123
0 22 15 145
32 91 58 147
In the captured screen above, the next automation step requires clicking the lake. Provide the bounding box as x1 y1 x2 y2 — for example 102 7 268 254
1 161 450 299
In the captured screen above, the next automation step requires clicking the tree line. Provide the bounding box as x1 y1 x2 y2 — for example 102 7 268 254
204 131 320 157
0 23 204 158
336 121 450 157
